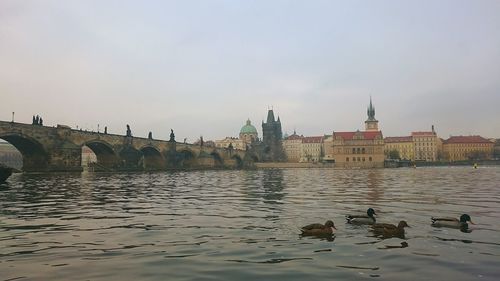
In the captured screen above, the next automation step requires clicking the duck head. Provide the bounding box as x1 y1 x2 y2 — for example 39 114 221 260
325 220 336 230
398 221 410 228
460 214 474 224
367 208 376 218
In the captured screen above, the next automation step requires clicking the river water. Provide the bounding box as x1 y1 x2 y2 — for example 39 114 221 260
1 167 499 281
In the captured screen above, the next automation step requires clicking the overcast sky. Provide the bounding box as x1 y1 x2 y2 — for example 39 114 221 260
1 0 499 142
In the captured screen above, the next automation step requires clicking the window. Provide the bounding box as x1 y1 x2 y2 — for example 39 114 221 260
346 157 349 162
369 157 372 161
362 148 366 154
352 148 356 154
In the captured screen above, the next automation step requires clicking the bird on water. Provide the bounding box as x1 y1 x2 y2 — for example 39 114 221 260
346 208 377 225
431 214 474 230
301 220 336 236
370 220 409 239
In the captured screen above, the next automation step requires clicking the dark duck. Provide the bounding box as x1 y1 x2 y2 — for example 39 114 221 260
301 220 336 236
346 208 376 225
371 221 409 239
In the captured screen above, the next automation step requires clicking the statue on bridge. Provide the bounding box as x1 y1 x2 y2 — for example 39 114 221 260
104 126 107 134
32 115 43 126
148 131 153 140
169 129 175 142
126 124 132 137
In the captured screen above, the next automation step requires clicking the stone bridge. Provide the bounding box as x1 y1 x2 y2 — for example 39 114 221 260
0 121 250 172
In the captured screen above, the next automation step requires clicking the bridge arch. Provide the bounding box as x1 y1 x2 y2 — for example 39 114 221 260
231 154 243 169
119 146 142 170
0 133 49 171
178 149 197 168
84 140 119 170
139 145 165 170
210 151 224 168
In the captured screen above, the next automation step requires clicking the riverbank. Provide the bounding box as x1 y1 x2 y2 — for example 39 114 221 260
255 160 500 169
255 162 335 169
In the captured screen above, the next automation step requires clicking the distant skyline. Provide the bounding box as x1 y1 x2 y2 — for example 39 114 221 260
1 0 500 142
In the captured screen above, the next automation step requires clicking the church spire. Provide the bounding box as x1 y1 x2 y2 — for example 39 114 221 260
367 96 376 121
365 96 379 131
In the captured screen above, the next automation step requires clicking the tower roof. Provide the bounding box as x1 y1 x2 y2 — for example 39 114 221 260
366 97 377 121
266 109 275 123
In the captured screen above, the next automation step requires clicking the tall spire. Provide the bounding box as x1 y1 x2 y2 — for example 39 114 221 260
266 109 275 123
365 96 379 131
367 96 376 121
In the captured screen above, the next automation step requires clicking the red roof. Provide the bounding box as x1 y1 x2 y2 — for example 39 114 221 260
385 136 412 143
444 135 493 144
333 131 381 140
411 131 435 136
302 136 324 143
285 134 303 140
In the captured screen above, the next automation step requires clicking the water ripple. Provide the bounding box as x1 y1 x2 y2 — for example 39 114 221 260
1 167 500 281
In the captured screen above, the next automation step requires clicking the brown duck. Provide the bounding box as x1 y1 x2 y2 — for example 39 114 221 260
301 220 336 236
371 220 409 238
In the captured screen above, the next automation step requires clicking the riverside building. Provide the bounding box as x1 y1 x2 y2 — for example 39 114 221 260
324 98 385 168
442 135 494 161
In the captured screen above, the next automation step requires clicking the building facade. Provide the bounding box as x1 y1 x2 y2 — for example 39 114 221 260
329 131 385 168
412 126 438 161
300 136 324 163
324 99 385 168
384 136 414 160
442 135 494 161
282 132 303 162
215 137 246 150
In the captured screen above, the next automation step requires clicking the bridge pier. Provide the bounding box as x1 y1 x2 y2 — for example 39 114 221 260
48 142 83 172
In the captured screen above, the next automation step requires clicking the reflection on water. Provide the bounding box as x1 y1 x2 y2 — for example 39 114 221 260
1 167 500 281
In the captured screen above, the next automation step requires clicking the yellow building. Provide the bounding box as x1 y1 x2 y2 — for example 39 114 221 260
329 131 385 168
325 98 384 168
442 135 494 161
412 126 438 161
323 135 335 163
301 136 324 163
384 136 414 160
283 132 303 162
215 137 246 150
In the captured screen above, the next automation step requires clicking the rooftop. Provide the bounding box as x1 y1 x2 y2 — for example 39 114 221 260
443 135 493 144
385 136 412 143
411 131 435 136
302 136 323 143
333 131 381 140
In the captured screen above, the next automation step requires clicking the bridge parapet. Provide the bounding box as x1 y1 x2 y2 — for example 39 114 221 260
0 120 250 172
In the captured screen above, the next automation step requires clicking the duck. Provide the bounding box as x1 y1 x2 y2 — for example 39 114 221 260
301 220 336 236
346 208 376 225
371 221 409 238
431 214 473 230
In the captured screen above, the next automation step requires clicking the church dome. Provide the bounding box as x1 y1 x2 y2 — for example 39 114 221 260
240 119 258 134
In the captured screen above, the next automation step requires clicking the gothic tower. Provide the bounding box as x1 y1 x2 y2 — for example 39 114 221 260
261 109 285 161
365 97 379 131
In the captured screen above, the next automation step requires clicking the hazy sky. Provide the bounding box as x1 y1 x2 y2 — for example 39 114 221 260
1 0 499 142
